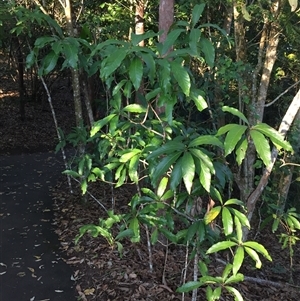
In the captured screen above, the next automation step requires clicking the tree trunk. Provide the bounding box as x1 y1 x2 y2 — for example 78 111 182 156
63 0 83 128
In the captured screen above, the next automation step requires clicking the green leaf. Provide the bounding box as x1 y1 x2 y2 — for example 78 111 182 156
235 137 248 166
129 57 143 90
191 4 206 28
204 206 221 224
131 30 158 46
123 104 147 113
229 208 250 229
252 123 293 151
244 246 262 269
158 59 171 93
225 273 244 285
182 152 195 194
34 36 57 48
224 125 247 156
216 124 239 136
157 176 169 198
171 61 191 96
176 281 201 293
243 241 272 261
189 148 215 174
151 228 159 244
128 154 140 184
101 47 127 79
225 285 244 301
206 241 237 254
222 264 233 279
222 106 249 125
241 5 251 21
90 114 116 137
234 215 243 243
129 217 140 243
250 130 271 166
161 29 185 56
140 52 156 84
148 140 185 159
62 40 78 68
212 287 222 299
119 149 141 163
232 246 244 275
199 37 215 68
189 28 201 55
151 152 182 186
222 207 233 236
198 261 208 276
200 160 212 192
189 89 208 111
189 135 223 148
170 157 183 191
224 199 244 207
42 50 58 74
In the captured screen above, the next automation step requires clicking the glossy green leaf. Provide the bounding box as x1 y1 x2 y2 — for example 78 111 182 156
225 285 244 301
170 157 183 191
129 57 143 90
148 141 185 159
234 215 243 243
222 207 233 236
123 104 147 113
62 41 78 69
191 3 206 28
206 241 237 254
116 167 126 188
161 29 185 56
241 4 251 21
224 273 244 285
42 50 58 74
288 215 300 230
235 137 248 166
199 37 215 68
189 148 215 174
232 246 244 275
157 176 169 198
200 160 212 192
204 206 222 224
182 152 195 194
101 48 127 79
119 149 141 163
229 208 250 229
222 264 233 279
90 114 116 137
189 135 223 148
129 217 140 243
243 241 272 261
189 28 201 55
176 281 201 293
171 61 191 96
222 106 249 125
189 89 208 111
151 152 181 186
128 154 140 184
212 287 222 299
253 123 293 151
250 130 271 166
216 123 239 136
224 199 244 207
224 125 247 156
198 261 208 277
244 246 262 269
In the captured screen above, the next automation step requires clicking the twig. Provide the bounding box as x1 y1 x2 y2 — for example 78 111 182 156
265 79 300 107
162 241 169 285
191 251 198 301
181 241 189 301
244 276 300 289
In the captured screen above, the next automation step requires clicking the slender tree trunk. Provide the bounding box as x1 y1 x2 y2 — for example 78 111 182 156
63 0 83 128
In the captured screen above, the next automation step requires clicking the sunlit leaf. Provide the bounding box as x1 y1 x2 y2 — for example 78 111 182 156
200 160 212 192
176 281 201 293
232 246 244 275
243 241 272 261
244 246 262 269
128 154 140 184
157 176 169 198
189 135 223 148
182 152 195 194
90 114 116 137
204 206 221 224
225 285 244 301
222 106 249 125
235 137 248 166
224 125 247 156
250 129 271 166
206 241 237 254
222 207 233 236
123 104 147 113
288 0 298 11
189 89 208 111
